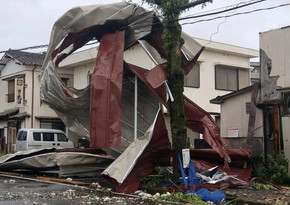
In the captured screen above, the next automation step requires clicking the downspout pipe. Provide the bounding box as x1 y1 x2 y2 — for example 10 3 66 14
31 65 37 128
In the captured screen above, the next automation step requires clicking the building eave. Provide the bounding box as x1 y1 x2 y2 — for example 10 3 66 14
210 83 258 104
193 38 259 58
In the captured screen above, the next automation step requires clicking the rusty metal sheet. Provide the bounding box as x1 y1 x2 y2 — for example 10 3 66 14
128 63 230 162
145 65 168 89
184 96 230 162
191 148 252 187
103 110 172 193
90 31 125 148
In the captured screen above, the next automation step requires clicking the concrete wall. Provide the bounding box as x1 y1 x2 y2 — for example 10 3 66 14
260 26 290 88
219 91 264 157
220 92 263 138
260 26 290 159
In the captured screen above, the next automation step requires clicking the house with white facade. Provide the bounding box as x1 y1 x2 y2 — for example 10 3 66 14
0 50 74 152
210 25 290 159
210 84 264 157
0 33 258 153
59 33 258 145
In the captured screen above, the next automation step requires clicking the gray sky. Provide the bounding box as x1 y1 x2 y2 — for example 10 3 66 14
0 0 289 55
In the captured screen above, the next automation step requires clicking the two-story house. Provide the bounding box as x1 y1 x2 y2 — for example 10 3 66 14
58 33 258 146
0 50 74 153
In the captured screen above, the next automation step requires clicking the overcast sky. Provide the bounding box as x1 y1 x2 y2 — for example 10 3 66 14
0 0 289 55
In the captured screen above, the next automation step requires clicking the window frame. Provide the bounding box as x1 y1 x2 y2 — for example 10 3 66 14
8 79 15 102
184 63 200 88
215 64 239 91
43 133 55 142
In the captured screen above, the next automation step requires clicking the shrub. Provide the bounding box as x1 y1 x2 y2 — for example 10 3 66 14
254 152 290 184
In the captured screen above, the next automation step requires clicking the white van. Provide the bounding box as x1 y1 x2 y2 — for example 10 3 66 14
15 128 74 152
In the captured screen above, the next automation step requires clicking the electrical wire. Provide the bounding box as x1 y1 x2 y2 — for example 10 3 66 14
207 0 258 46
179 0 268 22
119 0 271 34
181 3 290 26
128 2 290 36
1 0 288 53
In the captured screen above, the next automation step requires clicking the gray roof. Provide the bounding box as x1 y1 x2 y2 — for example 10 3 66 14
3 49 46 66
210 83 257 104
0 108 19 120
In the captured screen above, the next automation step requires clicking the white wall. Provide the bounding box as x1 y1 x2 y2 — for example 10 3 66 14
73 63 94 89
124 44 156 70
260 26 290 88
282 117 290 158
220 92 263 138
184 49 252 113
260 26 290 159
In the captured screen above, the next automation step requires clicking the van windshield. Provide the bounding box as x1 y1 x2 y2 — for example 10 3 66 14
17 131 27 141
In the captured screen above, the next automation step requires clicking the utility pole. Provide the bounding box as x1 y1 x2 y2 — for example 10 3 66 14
143 0 212 181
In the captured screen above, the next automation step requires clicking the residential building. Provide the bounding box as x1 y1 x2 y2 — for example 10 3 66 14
60 33 258 145
185 37 258 114
0 50 74 152
211 25 290 159
250 61 260 84
210 84 264 157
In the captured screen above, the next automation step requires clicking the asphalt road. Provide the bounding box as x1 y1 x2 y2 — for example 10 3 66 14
0 175 177 205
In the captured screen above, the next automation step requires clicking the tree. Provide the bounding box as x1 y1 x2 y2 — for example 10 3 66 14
143 0 212 181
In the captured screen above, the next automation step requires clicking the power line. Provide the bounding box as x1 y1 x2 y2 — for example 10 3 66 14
180 0 268 21
123 0 269 32
1 1 288 54
181 0 267 18
127 2 290 35
180 3 290 26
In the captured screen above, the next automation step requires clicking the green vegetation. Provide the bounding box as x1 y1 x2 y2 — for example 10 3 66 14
157 192 213 205
0 152 5 157
273 202 288 205
254 152 290 185
141 167 173 188
250 182 276 190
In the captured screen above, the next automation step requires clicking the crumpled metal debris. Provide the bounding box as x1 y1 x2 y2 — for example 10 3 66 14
37 2 240 193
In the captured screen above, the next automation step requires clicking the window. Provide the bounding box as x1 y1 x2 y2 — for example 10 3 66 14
8 79 15 102
43 133 54 141
17 131 27 141
33 133 41 141
57 133 68 142
40 121 65 132
184 63 200 88
61 78 69 86
215 65 238 91
246 102 251 114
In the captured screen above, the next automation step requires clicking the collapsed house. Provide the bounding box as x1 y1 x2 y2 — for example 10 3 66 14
0 2 252 193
